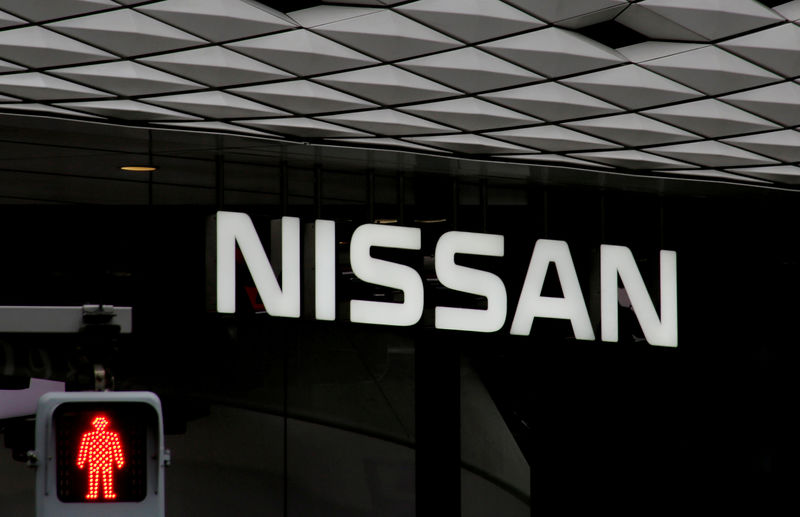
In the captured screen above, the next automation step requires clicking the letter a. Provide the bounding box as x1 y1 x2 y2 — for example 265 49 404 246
510 239 595 340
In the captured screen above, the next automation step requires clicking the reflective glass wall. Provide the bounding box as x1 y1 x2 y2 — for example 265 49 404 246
2 114 800 515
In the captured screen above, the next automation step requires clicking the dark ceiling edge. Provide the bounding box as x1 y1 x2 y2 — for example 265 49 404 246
1 109 796 200
247 0 324 16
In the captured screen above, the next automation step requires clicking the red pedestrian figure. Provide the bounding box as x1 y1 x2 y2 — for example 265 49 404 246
76 414 125 500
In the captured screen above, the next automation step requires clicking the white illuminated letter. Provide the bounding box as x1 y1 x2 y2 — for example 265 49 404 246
434 231 507 333
216 211 300 317
315 220 336 321
601 245 677 347
510 239 595 340
350 224 423 327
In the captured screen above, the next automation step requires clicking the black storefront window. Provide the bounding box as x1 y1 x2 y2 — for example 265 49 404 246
2 114 800 515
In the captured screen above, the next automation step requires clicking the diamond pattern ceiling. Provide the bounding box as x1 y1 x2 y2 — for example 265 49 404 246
2 0 800 186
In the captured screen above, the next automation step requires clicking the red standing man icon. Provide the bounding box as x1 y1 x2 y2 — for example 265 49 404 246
76 414 125 500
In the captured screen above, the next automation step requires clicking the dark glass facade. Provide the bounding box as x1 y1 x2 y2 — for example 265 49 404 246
1 114 799 515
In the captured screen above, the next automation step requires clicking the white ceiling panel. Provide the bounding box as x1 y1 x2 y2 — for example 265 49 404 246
406 133 531 154
56 99 200 120
230 81 377 115
137 0 296 42
774 1 800 22
144 91 290 119
617 41 706 63
48 9 206 56
240 117 371 138
0 8 24 28
315 65 459 105
397 47 543 93
0 0 798 187
720 82 800 127
0 0 117 23
0 26 114 68
720 22 800 78
0 72 110 100
639 46 781 96
227 30 378 76
726 165 800 184
569 149 695 170
556 4 628 30
311 9 461 62
561 64 701 110
320 109 454 136
480 27 625 78
723 130 800 163
647 140 779 168
397 0 545 43
628 0 782 41
510 153 612 168
51 61 202 96
0 58 23 73
290 6 381 28
139 46 294 87
486 125 620 152
504 0 628 24
155 120 272 137
642 99 779 138
0 102 100 118
617 4 706 41
330 137 445 153
399 97 540 131
659 168 771 183
565 113 700 147
480 82 622 121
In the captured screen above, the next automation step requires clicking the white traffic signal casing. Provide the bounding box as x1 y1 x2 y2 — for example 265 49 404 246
34 391 166 517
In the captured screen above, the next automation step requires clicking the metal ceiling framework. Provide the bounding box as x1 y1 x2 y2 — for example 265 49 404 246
1 0 800 186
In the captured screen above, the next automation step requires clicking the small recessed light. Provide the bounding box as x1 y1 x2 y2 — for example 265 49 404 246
374 218 398 224
120 165 158 172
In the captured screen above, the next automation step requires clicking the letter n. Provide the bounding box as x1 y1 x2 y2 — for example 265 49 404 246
212 211 300 317
601 245 677 347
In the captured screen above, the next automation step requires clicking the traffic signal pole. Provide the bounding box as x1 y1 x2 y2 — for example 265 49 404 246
0 306 168 517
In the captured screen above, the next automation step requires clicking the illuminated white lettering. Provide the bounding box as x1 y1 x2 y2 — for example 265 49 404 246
434 231 507 333
349 224 423 327
313 220 336 321
601 245 678 347
212 212 678 347
216 211 300 317
510 239 595 340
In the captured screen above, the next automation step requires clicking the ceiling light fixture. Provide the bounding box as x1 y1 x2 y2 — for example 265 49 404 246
119 165 158 172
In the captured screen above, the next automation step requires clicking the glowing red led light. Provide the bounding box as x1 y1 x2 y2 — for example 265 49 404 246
76 414 125 500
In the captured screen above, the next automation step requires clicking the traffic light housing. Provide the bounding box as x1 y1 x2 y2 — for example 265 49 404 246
34 392 166 517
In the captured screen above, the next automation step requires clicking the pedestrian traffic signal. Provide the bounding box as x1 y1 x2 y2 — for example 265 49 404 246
76 415 125 501
57 405 147 503
34 392 166 517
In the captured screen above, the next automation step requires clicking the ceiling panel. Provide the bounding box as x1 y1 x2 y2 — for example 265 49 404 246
0 0 799 188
